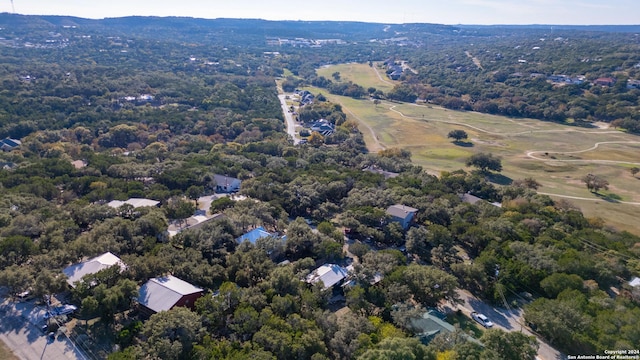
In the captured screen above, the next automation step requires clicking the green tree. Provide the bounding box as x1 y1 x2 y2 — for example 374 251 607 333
139 307 205 360
630 167 640 178
480 328 539 360
165 197 196 226
209 196 234 213
186 185 204 208
406 226 430 260
540 273 584 298
524 297 590 352
447 129 468 142
80 296 99 327
0 264 34 297
581 173 609 193
0 235 37 267
466 152 502 173
358 337 435 360
402 264 459 306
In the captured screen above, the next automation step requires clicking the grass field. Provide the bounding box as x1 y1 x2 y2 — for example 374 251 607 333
317 63 398 94
302 64 640 234
0 340 18 360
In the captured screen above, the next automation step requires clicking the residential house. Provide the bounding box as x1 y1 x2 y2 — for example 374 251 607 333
363 165 399 179
460 193 502 208
0 161 15 170
310 119 335 136
410 309 481 345
386 64 404 80
594 77 616 86
236 226 285 245
63 252 127 288
410 309 455 343
629 277 640 288
107 198 160 209
0 138 21 152
163 213 225 239
298 90 315 106
386 204 418 230
70 159 87 169
627 79 640 90
137 275 203 316
213 174 241 193
306 264 349 290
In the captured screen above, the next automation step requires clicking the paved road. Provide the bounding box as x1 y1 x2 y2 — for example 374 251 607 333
277 94 300 144
0 299 85 360
450 289 564 360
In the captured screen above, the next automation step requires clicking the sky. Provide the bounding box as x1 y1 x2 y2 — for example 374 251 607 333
2 0 639 25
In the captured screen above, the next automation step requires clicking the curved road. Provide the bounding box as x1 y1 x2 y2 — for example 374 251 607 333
371 65 395 87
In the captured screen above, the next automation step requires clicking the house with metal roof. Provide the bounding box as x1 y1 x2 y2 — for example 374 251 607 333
386 204 418 230
0 138 21 152
236 226 276 245
460 193 502 208
213 174 242 193
164 213 225 239
63 252 127 288
107 198 160 209
305 264 349 290
137 275 203 316
410 309 455 343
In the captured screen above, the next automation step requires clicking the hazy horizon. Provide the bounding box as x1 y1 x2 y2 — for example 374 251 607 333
2 0 639 26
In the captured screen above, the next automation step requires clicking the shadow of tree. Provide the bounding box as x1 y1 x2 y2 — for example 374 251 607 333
453 141 474 147
595 192 622 203
486 173 513 185
570 121 597 128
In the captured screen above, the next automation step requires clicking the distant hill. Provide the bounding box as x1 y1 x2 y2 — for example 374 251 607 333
0 13 638 49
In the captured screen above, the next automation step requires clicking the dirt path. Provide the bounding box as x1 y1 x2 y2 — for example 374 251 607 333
389 105 625 137
343 105 385 152
536 192 640 205
387 104 640 170
465 51 483 70
526 141 640 166
371 65 395 87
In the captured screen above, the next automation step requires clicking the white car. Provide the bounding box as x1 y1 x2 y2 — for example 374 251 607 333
44 304 77 319
471 311 494 328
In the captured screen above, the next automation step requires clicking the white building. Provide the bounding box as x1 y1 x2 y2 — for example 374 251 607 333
63 252 127 288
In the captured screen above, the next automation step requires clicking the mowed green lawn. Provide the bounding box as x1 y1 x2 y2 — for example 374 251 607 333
302 76 640 234
317 63 398 94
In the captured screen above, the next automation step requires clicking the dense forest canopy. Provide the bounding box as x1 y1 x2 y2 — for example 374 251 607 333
0 14 639 360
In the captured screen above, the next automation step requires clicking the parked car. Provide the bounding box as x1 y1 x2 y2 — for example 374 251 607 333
471 311 494 328
44 304 77 319
17 290 35 302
